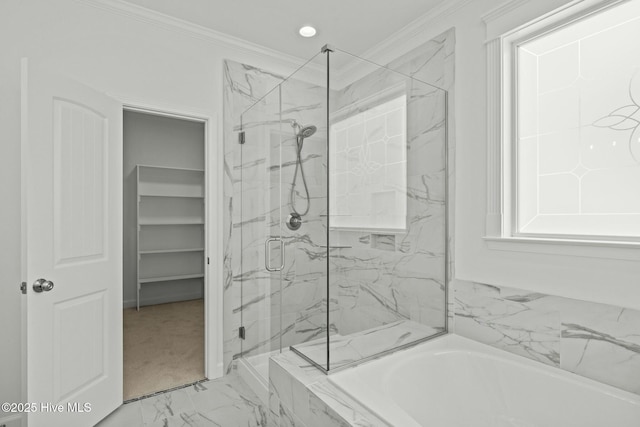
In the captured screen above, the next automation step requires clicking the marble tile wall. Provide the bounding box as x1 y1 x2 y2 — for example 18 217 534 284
455 280 640 395
328 29 455 340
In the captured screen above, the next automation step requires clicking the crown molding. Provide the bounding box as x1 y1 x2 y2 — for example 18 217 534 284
482 0 531 24
482 0 593 41
76 0 324 76
77 0 475 87
350 0 472 63
335 0 472 82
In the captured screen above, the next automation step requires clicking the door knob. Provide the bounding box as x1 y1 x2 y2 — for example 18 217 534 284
33 278 54 293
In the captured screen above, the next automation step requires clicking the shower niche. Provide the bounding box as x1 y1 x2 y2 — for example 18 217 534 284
235 45 448 375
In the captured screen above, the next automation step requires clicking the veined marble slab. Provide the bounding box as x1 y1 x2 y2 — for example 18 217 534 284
292 319 441 371
270 349 388 427
455 279 640 395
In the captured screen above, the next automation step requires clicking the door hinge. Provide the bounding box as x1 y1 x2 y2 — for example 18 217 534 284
238 326 246 340
238 131 245 145
20 282 27 294
207 257 210 265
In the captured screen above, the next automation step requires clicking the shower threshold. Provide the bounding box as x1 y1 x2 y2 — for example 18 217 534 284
290 320 444 373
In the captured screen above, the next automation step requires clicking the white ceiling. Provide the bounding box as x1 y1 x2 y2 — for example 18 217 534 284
120 0 448 61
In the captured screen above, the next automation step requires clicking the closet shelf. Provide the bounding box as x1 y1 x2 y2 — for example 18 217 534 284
135 164 205 310
138 164 204 173
139 221 204 226
138 273 204 284
139 194 204 199
139 248 204 255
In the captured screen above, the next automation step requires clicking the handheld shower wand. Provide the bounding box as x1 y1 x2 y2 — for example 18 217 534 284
286 120 316 230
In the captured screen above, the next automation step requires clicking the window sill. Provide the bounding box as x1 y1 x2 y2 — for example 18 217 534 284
483 236 640 261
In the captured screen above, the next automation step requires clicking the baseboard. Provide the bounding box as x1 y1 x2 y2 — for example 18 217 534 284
0 413 23 427
123 292 204 309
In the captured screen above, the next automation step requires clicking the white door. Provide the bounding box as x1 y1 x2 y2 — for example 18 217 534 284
21 59 123 427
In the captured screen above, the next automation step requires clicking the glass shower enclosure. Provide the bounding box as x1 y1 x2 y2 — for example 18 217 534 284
237 45 448 375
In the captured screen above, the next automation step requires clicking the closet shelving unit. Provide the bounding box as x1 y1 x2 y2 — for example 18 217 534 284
136 164 205 310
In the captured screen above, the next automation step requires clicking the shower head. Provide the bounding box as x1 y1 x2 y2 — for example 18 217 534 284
298 125 317 139
289 119 317 139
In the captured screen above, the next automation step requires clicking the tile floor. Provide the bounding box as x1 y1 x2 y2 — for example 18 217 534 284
96 372 268 427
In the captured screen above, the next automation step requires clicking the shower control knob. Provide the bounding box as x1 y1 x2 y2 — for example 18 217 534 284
286 213 303 231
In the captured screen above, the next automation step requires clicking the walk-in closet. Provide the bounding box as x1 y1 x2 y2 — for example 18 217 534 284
122 110 206 400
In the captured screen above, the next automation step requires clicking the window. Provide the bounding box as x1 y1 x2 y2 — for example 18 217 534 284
510 0 640 241
329 92 407 231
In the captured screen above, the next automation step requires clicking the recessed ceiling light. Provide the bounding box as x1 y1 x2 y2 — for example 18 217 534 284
299 26 317 38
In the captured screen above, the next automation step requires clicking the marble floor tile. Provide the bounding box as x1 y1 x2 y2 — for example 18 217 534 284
143 411 209 427
140 389 195 423
95 400 143 427
98 373 269 427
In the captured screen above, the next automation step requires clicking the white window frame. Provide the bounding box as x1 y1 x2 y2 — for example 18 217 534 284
483 0 640 260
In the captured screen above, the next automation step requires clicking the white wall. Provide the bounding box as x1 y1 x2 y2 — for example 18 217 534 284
0 0 316 418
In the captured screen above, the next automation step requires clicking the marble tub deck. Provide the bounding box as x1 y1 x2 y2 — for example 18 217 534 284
97 372 268 427
270 347 385 427
269 320 444 427
291 319 442 371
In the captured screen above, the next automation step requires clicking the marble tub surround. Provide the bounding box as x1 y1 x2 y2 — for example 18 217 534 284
560 300 640 394
455 280 640 395
270 320 442 425
269 349 387 427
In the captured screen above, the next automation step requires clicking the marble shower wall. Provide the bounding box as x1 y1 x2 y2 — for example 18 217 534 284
223 28 456 372
329 29 455 338
455 280 640 395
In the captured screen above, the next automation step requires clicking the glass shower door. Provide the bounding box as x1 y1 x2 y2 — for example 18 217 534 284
238 86 284 380
278 72 330 371
238 53 331 374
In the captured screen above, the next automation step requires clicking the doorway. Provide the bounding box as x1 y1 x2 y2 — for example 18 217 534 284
122 109 207 400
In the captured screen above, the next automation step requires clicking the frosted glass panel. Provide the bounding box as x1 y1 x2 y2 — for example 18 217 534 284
329 94 407 230
516 1 640 238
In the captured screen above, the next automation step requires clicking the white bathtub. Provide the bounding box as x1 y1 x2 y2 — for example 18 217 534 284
328 334 640 427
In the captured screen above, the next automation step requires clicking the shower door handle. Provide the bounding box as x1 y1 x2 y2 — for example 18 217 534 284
265 237 285 272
